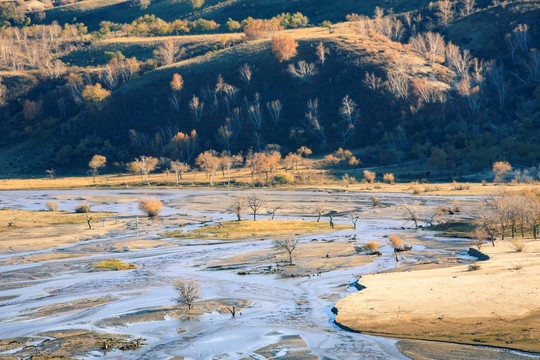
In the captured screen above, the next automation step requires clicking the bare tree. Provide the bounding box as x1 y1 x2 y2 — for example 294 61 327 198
155 39 185 66
247 193 267 221
475 211 498 246
239 63 253 86
387 71 409 99
232 197 244 221
274 238 300 265
135 156 159 186
402 202 420 228
189 95 204 123
363 72 383 91
314 202 326 222
316 42 329 67
305 98 327 144
88 154 106 182
266 99 282 127
173 278 200 310
437 0 454 26
349 212 359 229
461 0 476 16
288 61 318 84
170 161 190 185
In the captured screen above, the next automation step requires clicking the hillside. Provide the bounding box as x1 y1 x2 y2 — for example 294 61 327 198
41 0 432 30
0 0 539 179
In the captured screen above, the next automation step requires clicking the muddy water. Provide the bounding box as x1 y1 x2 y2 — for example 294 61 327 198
0 189 534 359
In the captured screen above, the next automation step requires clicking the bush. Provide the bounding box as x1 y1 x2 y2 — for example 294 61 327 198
94 259 137 271
388 235 412 252
509 238 526 252
273 172 294 184
271 34 298 62
383 173 395 184
363 170 376 183
139 197 163 217
468 263 481 271
360 240 382 256
75 203 90 213
45 201 59 211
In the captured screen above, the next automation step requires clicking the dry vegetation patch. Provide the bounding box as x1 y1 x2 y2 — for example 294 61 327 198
0 209 110 233
93 259 137 270
161 219 352 240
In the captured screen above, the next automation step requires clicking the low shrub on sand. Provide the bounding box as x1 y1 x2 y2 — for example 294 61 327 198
75 203 90 213
45 201 59 211
94 259 137 271
388 235 412 252
139 197 163 217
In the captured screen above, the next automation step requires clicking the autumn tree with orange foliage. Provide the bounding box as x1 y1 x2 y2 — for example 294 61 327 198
244 19 280 40
195 150 221 185
271 34 298 62
168 130 198 163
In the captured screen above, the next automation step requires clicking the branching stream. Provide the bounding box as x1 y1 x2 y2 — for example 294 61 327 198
0 189 536 359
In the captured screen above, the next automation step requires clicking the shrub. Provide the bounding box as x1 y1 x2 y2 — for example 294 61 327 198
492 161 512 183
388 235 412 252
271 34 298 62
383 173 395 184
452 180 470 190
75 203 90 213
273 172 294 184
45 201 59 211
139 197 163 217
468 263 481 271
369 195 380 207
363 170 376 183
509 238 526 252
359 240 382 256
94 259 137 271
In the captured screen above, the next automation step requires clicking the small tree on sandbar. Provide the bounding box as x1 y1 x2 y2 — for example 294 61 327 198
88 154 106 183
232 197 244 221
274 238 300 265
247 193 267 221
174 277 200 310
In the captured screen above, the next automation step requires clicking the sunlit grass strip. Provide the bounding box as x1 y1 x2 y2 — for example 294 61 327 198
161 219 352 239
93 259 137 271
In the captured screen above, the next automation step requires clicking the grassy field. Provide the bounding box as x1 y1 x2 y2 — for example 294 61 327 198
0 209 109 233
61 33 245 67
161 219 352 239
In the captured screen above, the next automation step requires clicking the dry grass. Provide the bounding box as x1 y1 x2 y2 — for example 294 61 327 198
45 201 59 211
0 209 108 233
93 259 137 271
509 238 526 252
138 197 163 217
356 240 382 256
161 219 352 240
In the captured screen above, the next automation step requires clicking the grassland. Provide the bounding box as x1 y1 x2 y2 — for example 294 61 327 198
161 219 352 240
0 209 109 233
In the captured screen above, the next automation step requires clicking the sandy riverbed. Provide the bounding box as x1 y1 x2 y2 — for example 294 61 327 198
334 239 540 352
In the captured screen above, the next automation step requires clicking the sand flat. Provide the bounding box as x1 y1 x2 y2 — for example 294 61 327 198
334 239 540 352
